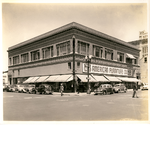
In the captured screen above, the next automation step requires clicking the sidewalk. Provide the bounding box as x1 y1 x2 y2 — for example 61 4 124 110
52 92 94 96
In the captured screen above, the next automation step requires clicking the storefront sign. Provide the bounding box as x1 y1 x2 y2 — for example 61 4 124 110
83 63 132 76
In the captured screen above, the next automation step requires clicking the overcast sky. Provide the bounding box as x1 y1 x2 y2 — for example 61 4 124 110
2 2 148 71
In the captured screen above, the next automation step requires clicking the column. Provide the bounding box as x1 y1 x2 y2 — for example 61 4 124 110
124 53 126 63
75 39 78 53
19 54 21 64
28 52 31 62
102 47 105 59
113 50 117 61
89 43 93 56
53 44 57 57
70 39 73 54
39 48 42 60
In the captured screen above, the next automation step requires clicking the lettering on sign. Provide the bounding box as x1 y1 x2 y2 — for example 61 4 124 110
83 63 132 76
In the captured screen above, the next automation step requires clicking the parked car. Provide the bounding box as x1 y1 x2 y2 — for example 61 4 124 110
113 84 127 93
94 84 114 95
24 84 36 94
8 84 17 92
37 84 53 94
16 84 27 93
141 83 148 90
3 85 9 92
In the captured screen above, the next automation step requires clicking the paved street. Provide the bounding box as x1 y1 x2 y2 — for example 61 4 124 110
3 90 148 121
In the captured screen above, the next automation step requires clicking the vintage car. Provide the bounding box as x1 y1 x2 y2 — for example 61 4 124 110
3 85 9 92
94 84 114 95
141 83 148 90
36 84 53 94
16 84 27 93
8 84 18 92
24 84 36 94
113 84 127 93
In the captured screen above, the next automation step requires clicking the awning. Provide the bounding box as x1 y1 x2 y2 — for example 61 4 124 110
29 77 40 83
35 76 49 82
104 75 121 82
118 77 140 82
54 75 73 82
23 77 34 83
126 53 136 59
77 74 96 82
44 75 60 82
92 75 109 82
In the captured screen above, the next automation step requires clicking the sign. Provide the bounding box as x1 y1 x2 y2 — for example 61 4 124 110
83 63 132 76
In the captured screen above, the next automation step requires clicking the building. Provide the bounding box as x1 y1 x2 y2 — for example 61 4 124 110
7 22 140 92
3 71 8 85
129 30 148 84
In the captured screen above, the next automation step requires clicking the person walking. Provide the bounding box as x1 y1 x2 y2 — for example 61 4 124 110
132 83 138 98
60 83 64 96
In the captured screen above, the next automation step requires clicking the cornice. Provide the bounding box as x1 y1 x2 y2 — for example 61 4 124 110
8 22 140 51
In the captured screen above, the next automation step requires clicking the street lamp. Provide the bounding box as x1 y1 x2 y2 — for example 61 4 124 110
85 55 92 94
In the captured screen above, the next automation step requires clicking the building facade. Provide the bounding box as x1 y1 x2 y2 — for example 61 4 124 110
129 30 148 84
7 22 140 91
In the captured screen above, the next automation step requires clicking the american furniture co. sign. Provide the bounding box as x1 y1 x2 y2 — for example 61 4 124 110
83 63 132 76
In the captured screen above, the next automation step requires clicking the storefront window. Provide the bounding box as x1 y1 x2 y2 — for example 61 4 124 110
21 53 29 63
31 50 40 61
117 52 124 62
13 55 19 65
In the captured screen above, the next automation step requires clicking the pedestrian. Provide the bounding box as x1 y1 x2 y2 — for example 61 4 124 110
60 83 64 96
132 83 138 98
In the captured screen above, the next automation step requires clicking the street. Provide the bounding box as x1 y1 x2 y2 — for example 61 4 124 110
3 90 148 121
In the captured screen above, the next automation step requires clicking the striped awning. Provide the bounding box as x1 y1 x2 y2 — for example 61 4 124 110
118 77 140 82
126 53 136 59
104 75 121 82
23 77 34 83
45 75 60 82
35 76 49 82
54 75 73 82
29 77 40 83
92 75 109 82
76 74 96 82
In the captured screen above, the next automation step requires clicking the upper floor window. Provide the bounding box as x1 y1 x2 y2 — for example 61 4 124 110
126 58 132 64
42 46 53 59
21 53 29 63
117 52 124 62
105 49 113 60
77 41 88 55
13 55 19 65
9 58 12 65
56 41 70 56
77 62 80 68
134 58 137 64
68 62 71 69
31 50 40 61
92 45 103 58
144 57 147 63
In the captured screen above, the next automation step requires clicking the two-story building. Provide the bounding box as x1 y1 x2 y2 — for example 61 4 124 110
7 22 140 92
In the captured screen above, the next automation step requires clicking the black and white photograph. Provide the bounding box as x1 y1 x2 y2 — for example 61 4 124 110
1 0 150 150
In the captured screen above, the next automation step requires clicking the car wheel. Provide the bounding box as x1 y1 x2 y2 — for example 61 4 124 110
103 91 106 95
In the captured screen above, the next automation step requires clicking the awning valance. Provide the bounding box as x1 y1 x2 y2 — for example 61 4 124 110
23 77 34 83
118 77 140 82
104 75 121 82
77 74 96 82
29 77 40 83
44 75 60 82
126 53 136 59
54 75 73 82
92 75 109 82
35 76 49 82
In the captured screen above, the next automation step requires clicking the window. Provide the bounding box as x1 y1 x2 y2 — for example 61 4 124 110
57 46 59 56
80 42 86 55
93 45 103 58
13 56 19 65
21 53 29 63
51 47 53 57
126 58 132 64
18 70 20 76
77 62 80 68
31 50 40 61
42 46 53 59
45 47 50 58
95 47 100 57
68 62 71 69
134 58 137 64
144 57 147 63
9 58 12 65
117 52 124 62
67 42 70 54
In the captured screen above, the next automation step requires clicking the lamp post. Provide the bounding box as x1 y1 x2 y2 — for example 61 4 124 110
85 55 92 94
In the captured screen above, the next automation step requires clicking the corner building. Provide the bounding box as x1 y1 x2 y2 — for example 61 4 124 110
7 22 140 92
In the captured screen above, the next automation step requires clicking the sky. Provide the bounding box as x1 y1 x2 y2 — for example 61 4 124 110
1 1 148 71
